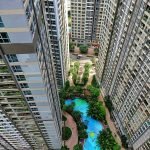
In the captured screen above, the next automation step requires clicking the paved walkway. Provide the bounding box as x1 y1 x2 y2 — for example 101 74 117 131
63 111 78 150
98 95 124 150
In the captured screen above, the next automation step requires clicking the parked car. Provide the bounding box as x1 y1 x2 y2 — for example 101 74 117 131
77 54 82 59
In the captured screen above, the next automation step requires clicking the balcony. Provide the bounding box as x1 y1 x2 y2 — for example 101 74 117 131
0 66 9 73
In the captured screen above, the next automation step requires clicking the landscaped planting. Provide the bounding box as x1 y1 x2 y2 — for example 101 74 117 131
82 63 91 85
60 80 121 150
87 101 106 122
79 45 88 54
62 127 72 140
97 128 121 150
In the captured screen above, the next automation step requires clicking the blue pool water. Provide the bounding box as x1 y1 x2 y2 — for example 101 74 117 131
65 98 103 150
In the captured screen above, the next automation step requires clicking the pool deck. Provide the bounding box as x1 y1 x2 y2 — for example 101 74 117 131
62 111 78 150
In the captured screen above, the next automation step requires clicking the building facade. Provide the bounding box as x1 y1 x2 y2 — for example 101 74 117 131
96 0 150 149
44 0 70 88
0 0 63 149
71 0 117 44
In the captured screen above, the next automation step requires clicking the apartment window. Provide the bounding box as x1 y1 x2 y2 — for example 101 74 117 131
20 83 29 88
25 6 31 20
31 107 38 111
7 54 18 62
49 8 54 13
0 16 4 27
45 1 53 6
12 66 22 72
16 75 26 81
0 32 10 43
23 90 32 95
26 97 34 101
29 103 37 107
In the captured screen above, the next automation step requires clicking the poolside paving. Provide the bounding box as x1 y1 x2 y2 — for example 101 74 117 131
62 111 78 150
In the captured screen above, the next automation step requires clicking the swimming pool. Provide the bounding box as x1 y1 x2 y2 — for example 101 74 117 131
65 98 103 150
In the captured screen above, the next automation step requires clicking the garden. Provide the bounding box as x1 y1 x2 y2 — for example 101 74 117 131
69 42 99 57
60 79 121 150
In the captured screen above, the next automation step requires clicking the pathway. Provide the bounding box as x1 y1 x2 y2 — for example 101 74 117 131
63 111 78 150
98 95 124 150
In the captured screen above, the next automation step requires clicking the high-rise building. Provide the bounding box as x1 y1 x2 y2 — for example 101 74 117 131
44 0 70 88
71 0 117 44
96 0 150 149
0 0 67 149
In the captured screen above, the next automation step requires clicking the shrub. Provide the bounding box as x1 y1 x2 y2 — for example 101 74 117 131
62 127 72 140
97 128 121 150
79 45 88 54
73 144 83 150
87 85 100 98
88 101 106 121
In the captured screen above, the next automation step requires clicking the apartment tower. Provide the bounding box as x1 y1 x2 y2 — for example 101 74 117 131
0 0 66 149
96 0 150 149
71 0 117 44
44 0 69 88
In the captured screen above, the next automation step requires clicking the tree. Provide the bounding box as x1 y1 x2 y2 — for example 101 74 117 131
105 96 114 113
65 80 70 90
82 63 91 85
61 145 69 150
71 110 82 121
62 103 74 113
91 57 96 64
88 101 106 121
71 62 80 84
94 48 99 56
62 115 67 121
97 128 121 150
62 127 72 140
79 45 88 54
78 129 88 139
91 75 99 88
121 135 128 148
69 42 75 52
87 85 100 98
73 144 83 150
59 88 66 99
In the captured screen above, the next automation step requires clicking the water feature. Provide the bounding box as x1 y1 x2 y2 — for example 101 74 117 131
65 98 103 150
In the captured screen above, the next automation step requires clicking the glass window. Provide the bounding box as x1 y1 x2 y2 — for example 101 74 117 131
7 54 18 62
0 16 4 27
0 32 10 43
23 90 32 95
12 66 22 72
20 83 29 88
16 75 26 81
